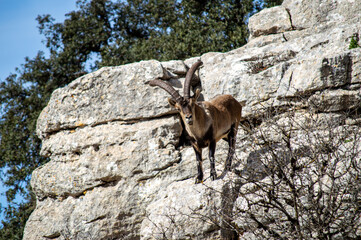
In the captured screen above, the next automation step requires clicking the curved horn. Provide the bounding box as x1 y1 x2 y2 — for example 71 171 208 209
184 60 203 99
147 79 183 103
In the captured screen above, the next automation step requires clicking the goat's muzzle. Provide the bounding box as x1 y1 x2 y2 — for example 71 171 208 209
185 114 193 125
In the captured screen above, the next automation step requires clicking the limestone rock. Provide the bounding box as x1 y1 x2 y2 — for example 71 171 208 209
248 6 293 39
140 178 223 239
36 60 175 139
24 0 361 239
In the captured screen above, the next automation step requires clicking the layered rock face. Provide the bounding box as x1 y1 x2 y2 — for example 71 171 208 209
24 0 361 239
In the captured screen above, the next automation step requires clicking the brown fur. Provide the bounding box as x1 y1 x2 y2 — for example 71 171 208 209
170 90 243 183
176 94 242 147
148 60 244 183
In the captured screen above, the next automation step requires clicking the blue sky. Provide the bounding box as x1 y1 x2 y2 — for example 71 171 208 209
0 0 77 224
0 0 77 81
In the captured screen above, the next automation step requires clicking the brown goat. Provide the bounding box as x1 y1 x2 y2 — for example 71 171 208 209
148 60 244 183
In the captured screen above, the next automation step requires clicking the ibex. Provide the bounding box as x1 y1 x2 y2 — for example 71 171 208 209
148 60 244 183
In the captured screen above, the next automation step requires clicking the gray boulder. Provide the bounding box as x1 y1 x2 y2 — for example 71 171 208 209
24 0 361 239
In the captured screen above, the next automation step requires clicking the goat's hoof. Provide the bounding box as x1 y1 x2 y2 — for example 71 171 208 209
195 178 203 184
211 173 217 181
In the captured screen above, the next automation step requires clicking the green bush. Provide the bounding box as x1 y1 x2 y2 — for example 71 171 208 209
349 36 360 49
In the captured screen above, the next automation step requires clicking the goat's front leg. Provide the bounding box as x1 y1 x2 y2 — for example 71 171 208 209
209 140 217 180
225 124 237 171
193 146 203 184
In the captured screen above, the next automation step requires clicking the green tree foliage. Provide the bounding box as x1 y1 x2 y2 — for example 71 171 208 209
102 0 255 64
263 0 283 8
0 0 282 238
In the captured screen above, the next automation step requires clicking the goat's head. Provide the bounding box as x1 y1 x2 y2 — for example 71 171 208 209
148 60 203 125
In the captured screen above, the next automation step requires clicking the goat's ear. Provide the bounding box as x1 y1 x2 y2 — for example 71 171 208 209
168 98 177 107
194 88 201 101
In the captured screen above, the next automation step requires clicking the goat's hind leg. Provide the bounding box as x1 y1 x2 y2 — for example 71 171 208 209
225 124 237 171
